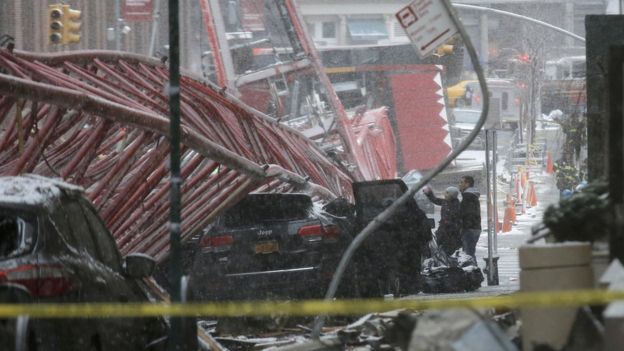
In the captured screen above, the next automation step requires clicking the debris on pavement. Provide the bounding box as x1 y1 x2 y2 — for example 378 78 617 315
451 319 518 351
197 308 520 351
421 242 484 293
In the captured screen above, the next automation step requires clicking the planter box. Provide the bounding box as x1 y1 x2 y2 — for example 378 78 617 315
519 242 593 351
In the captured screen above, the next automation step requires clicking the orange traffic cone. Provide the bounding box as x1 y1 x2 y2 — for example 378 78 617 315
529 182 538 207
503 210 514 232
546 151 554 174
505 194 517 224
502 194 516 233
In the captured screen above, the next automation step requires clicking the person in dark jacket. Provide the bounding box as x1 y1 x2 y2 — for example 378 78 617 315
423 186 461 256
459 176 481 262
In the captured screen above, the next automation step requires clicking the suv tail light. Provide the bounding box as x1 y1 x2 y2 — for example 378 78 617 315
0 264 72 297
298 224 323 241
199 234 234 252
298 224 341 242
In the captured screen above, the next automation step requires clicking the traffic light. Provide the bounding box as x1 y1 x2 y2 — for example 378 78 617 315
435 44 454 56
47 4 81 45
61 5 81 44
48 4 64 45
517 53 531 63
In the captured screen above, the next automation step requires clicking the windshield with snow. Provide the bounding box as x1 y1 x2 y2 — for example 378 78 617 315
454 109 481 124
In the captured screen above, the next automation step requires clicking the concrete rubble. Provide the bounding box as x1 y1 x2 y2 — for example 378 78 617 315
198 308 521 351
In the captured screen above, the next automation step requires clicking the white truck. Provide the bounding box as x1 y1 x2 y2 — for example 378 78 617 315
453 78 523 130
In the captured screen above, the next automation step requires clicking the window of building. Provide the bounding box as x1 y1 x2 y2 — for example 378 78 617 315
572 61 586 78
347 18 388 42
306 23 315 37
502 92 509 110
322 22 336 39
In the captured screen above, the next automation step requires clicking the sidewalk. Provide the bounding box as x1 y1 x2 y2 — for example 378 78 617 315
475 172 560 291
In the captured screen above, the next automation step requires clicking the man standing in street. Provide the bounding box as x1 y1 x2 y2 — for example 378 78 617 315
423 186 462 256
459 175 481 262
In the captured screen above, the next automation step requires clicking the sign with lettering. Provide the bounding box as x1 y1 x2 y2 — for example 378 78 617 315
396 0 458 58
123 0 153 22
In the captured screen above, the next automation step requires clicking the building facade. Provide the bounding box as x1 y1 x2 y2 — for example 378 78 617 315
0 0 207 71
0 1 607 74
296 0 607 63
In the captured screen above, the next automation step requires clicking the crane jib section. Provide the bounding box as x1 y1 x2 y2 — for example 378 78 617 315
0 49 353 261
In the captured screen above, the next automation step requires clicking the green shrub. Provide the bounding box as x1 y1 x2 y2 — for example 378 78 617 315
543 180 609 242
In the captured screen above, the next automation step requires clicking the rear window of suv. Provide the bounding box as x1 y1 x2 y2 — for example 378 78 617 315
223 194 313 227
0 211 36 259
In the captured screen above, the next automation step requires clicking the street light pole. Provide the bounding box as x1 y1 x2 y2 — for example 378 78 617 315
485 129 499 285
493 130 498 257
148 0 161 56
167 0 183 349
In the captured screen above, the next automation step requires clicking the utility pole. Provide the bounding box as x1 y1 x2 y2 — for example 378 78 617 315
168 0 184 349
115 0 121 51
149 0 161 56
485 105 500 286
480 12 489 72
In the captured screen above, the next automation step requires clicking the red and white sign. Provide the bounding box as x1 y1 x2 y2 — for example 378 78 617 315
396 0 458 59
123 0 153 22
390 67 452 170
241 0 266 31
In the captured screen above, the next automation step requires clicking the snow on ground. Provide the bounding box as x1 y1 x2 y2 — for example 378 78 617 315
475 172 560 288
454 150 486 169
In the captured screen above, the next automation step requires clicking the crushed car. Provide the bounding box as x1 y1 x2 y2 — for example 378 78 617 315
0 175 170 351
189 193 354 301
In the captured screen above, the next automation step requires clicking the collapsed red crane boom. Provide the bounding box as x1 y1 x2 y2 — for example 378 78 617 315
0 49 353 261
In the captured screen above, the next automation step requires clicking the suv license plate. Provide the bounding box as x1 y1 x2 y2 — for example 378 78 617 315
255 240 279 254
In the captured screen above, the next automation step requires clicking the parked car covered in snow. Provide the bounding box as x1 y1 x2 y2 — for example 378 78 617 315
0 175 169 351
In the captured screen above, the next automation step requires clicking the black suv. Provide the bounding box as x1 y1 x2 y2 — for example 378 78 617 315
189 193 352 300
190 180 433 300
0 175 168 350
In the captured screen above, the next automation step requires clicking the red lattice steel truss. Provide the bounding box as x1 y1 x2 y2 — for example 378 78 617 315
0 49 354 261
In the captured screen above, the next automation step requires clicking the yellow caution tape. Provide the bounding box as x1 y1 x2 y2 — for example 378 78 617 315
0 289 623 318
